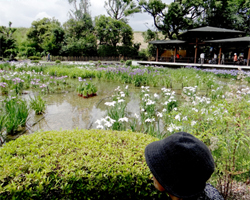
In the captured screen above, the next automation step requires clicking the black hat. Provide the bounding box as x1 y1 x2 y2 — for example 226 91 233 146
145 132 215 198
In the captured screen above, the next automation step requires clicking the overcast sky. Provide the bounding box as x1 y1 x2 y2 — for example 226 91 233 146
0 0 173 31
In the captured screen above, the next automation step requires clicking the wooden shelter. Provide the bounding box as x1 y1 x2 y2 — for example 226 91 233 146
150 26 246 65
205 37 250 65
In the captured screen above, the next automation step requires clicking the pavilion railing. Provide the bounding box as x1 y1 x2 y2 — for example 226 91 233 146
156 56 250 66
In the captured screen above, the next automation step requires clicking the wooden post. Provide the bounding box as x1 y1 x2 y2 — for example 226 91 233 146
174 47 176 63
194 47 197 63
218 47 222 65
156 47 159 62
247 47 250 66
194 38 198 63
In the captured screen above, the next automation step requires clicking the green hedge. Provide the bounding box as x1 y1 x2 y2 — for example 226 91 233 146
28 56 41 60
0 129 168 199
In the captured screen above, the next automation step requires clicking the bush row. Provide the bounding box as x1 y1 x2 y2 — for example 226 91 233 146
0 129 169 199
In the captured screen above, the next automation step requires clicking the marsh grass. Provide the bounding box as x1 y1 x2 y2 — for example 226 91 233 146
29 95 46 115
4 98 30 134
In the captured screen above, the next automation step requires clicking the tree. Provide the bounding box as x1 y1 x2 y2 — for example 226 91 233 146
26 18 65 55
62 15 97 56
68 0 91 21
63 15 93 39
138 0 250 39
142 29 161 57
0 22 17 58
95 15 133 47
203 0 250 35
104 0 140 21
138 0 207 39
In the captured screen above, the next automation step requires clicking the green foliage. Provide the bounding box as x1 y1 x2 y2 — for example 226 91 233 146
55 60 61 64
95 15 133 48
120 59 125 63
125 60 132 66
0 129 168 199
29 95 46 115
76 79 97 97
62 16 97 56
44 66 96 78
138 49 148 60
0 22 17 57
3 98 30 135
30 60 39 64
98 45 118 56
104 0 140 21
27 18 65 55
28 56 41 60
12 28 36 58
140 0 250 37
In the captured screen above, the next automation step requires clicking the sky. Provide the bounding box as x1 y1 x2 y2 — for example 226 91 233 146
0 0 173 31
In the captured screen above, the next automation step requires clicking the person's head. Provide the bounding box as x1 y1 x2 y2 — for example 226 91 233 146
145 132 214 199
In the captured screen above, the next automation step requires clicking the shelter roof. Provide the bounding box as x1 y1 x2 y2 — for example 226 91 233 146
179 26 244 40
205 36 250 44
149 40 186 45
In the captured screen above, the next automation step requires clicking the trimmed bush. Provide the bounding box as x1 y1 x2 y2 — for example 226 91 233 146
125 60 132 66
0 129 168 199
28 56 41 60
55 60 61 64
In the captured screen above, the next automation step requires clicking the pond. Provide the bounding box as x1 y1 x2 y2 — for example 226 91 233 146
4 76 250 142
1 64 250 143
4 79 182 141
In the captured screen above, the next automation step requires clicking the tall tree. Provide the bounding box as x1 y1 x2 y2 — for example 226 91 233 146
95 15 133 47
139 0 250 39
0 22 17 57
104 0 140 21
138 0 206 39
62 15 97 56
203 0 250 35
68 0 91 21
27 18 65 55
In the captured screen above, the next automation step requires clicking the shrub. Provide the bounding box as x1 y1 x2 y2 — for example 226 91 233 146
125 60 132 66
31 60 39 64
29 95 46 115
3 98 30 134
28 56 41 60
120 59 125 63
0 130 169 199
98 45 118 57
55 60 61 64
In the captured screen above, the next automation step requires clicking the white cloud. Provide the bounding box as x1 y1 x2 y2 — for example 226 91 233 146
0 0 174 31
35 12 52 20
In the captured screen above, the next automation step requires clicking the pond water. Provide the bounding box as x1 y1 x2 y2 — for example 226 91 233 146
4 79 181 141
4 77 249 142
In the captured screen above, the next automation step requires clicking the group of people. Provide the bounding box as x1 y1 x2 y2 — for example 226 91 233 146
199 53 224 64
199 52 247 65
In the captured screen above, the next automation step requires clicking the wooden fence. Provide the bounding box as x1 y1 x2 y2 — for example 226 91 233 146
42 56 145 62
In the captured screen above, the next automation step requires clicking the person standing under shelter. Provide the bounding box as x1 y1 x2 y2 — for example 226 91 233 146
47 52 51 62
213 53 217 63
221 53 225 64
200 53 205 64
233 53 237 65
